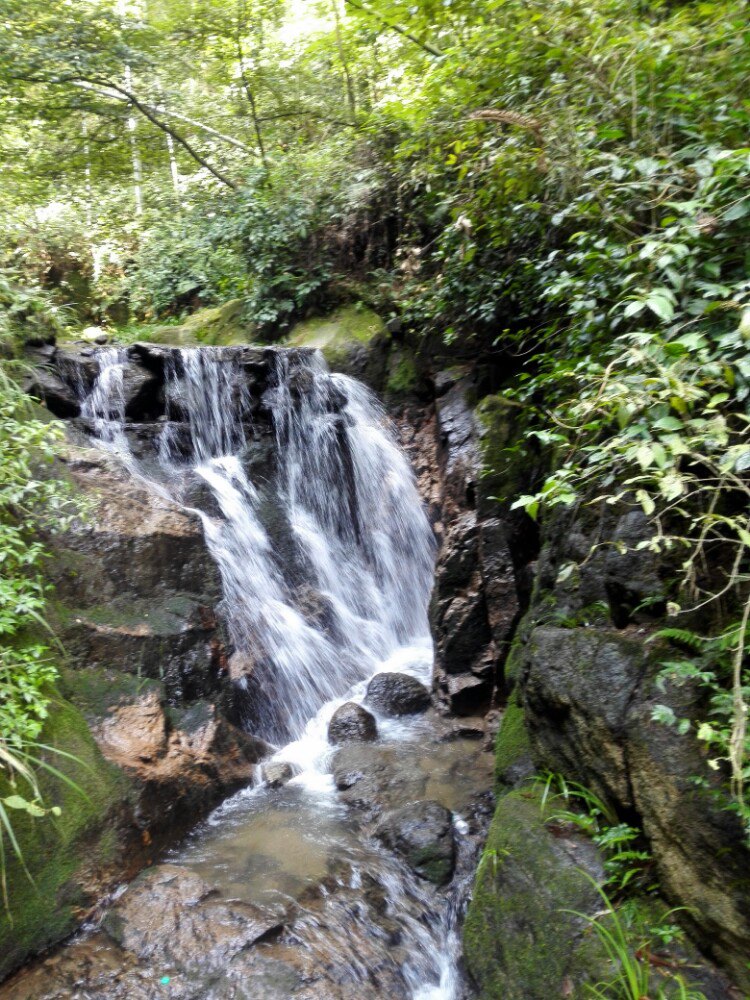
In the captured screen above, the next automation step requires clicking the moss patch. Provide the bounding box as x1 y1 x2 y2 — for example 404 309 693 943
58 666 163 725
138 299 254 347
475 394 528 505
494 700 531 786
463 788 608 999
0 693 128 978
285 304 386 368
386 354 417 394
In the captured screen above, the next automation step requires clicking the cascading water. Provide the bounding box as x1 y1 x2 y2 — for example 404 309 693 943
44 344 486 1000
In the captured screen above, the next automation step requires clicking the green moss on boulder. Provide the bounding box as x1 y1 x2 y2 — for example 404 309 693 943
494 700 532 787
286 304 385 364
148 299 253 346
464 789 608 999
0 694 127 979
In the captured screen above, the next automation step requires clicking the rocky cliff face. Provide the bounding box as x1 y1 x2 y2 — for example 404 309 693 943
455 390 750 996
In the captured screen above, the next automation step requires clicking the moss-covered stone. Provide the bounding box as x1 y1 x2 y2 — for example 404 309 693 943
386 354 417 394
494 700 531 787
0 694 128 979
58 665 163 725
475 393 528 506
463 789 608 999
286 304 385 365
147 299 253 347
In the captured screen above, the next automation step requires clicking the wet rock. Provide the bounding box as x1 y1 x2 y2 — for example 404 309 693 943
295 585 336 632
365 672 430 716
262 761 295 788
375 800 455 885
444 674 492 716
464 789 608 998
24 365 80 417
327 702 378 744
93 691 269 834
228 649 256 682
49 447 226 704
102 865 284 973
120 364 161 420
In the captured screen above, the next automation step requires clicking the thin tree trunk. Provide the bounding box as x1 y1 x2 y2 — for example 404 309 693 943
125 66 144 215
236 0 270 177
82 115 94 230
331 0 356 121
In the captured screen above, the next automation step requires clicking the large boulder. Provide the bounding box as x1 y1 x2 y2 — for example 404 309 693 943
464 789 609 999
365 672 430 716
375 800 455 885
327 702 378 744
92 690 269 832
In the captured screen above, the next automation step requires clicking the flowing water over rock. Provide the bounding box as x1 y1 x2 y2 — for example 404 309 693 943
2 346 494 999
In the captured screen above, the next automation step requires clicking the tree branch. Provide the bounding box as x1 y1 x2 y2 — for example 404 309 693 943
343 0 443 58
72 81 252 153
76 79 239 190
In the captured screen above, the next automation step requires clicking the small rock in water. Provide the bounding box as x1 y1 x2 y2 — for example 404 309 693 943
375 800 455 885
328 702 378 744
365 672 431 716
262 761 294 788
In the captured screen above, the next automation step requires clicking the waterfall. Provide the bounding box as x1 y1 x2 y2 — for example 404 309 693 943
80 345 436 745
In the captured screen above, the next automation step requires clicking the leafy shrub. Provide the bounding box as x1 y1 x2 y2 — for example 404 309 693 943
0 365 85 897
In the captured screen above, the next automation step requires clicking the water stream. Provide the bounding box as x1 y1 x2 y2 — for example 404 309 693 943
2 346 493 999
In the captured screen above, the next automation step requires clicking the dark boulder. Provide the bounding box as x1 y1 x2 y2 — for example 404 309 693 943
375 800 455 884
365 672 430 716
119 365 161 420
328 702 378 744
25 366 80 417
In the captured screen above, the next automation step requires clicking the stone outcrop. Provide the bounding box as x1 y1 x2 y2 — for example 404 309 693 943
428 372 521 716
375 800 455 885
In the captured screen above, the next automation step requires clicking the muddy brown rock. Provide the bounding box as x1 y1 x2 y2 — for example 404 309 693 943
103 865 284 972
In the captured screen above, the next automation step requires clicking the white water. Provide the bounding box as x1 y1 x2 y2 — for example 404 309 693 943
76 345 467 998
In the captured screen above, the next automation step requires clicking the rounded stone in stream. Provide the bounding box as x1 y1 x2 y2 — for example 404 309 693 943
262 760 295 788
328 702 378 744
365 672 431 716
375 800 455 885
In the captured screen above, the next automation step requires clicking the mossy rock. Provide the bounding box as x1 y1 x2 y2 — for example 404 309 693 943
0 693 128 978
58 665 163 726
285 304 387 380
148 299 254 347
463 788 608 999
474 392 548 522
494 700 532 787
